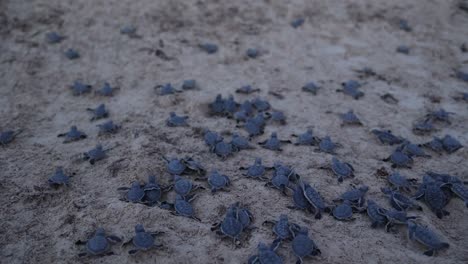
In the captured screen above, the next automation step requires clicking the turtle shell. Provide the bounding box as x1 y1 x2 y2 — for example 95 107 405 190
167 159 186 175
333 203 353 220
220 216 243 238
175 199 195 217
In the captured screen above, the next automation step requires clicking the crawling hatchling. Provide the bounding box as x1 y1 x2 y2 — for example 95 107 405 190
97 120 120 135
292 129 318 146
240 158 268 180
248 239 283 264
315 136 340 154
48 167 70 187
77 228 122 257
57 126 87 143
96 82 119 96
380 209 418 233
337 80 364 99
407 221 449 256
87 104 109 121
387 172 418 192
299 180 329 219
381 187 422 211
208 170 230 193
320 157 355 183
0 130 22 146
166 112 189 127
259 132 290 151
123 224 164 255
291 227 321 264
414 176 450 219
83 144 109 164
366 199 388 228
340 110 362 126
263 214 300 241
118 181 145 204
334 185 368 206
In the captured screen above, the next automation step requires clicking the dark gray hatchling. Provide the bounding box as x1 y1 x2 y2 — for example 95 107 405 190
398 141 431 158
381 187 422 211
77 228 122 257
214 140 233 159
97 120 120 135
143 175 164 206
163 157 186 175
371 129 404 145
315 136 340 154
57 126 87 143
204 129 223 151
46 32 65 43
252 97 271 111
265 172 291 195
259 132 290 151
199 43 218 54
87 104 109 121
124 224 163 255
337 80 364 99
335 185 369 206
331 200 356 221
166 112 189 127
384 150 413 168
302 82 320 95
208 170 230 193
272 162 298 181
48 167 70 187
407 221 450 256
263 214 300 241
172 175 204 197
226 202 254 230
210 94 225 115
442 135 463 154
70 81 92 95
236 85 260 94
181 79 197 90
64 48 80 59
240 158 268 180
291 227 321 264
387 172 418 192
244 119 264 137
211 212 244 246
321 157 355 183
414 176 450 219
299 180 328 219
422 137 444 153
425 109 454 124
340 110 362 126
379 209 418 233
120 25 138 37
240 100 254 115
231 133 254 151
412 120 435 135
288 184 312 212
165 194 201 221
293 129 318 146
0 130 21 146
83 144 108 164
223 95 238 116
445 182 468 208
118 181 145 203
248 239 283 264
96 83 119 96
269 111 286 125
234 110 249 122
156 83 181 95
184 157 206 175
245 48 259 59
366 199 388 228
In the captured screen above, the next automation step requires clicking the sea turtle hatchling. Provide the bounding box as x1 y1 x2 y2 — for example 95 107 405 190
444 182 468 208
143 175 164 206
259 132 290 151
70 81 92 95
87 104 109 121
315 136 340 154
413 176 450 219
211 213 244 246
156 83 180 95
387 172 418 192
231 133 254 151
83 144 109 164
173 175 204 197
292 129 318 146
95 83 119 96
299 180 329 219
383 150 413 168
45 32 65 43
331 201 356 221
262 214 300 241
407 221 450 256
425 109 454 124
223 95 239 116
302 82 320 95
371 129 404 145
226 202 254 230
124 224 164 255
240 158 268 180
77 228 122 257
265 172 291 195
248 239 283 264
181 79 197 90
320 157 355 183
166 112 189 127
245 48 259 59
184 157 206 175
199 43 218 54
366 199 388 228
337 80 364 99
268 111 286 125
213 140 233 159
396 45 410 54
0 130 21 146
163 194 201 221
291 18 305 28
64 48 80 59
340 110 362 126
163 157 186 175
380 209 418 232
57 126 87 143
208 170 230 193
97 120 120 135
398 141 431 158
204 129 223 151
291 227 321 264
335 185 369 206
441 135 463 154
118 181 145 203
412 120 435 135
48 167 70 187
288 184 312 212
381 187 422 211
244 119 264 138
422 137 444 153
252 97 271 112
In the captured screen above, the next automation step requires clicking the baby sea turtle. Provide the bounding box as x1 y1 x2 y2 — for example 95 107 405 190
248 239 283 264
226 202 254 230
315 136 340 154
236 85 260 94
83 144 108 164
97 120 120 135
252 98 271 111
118 181 145 203
273 162 299 181
70 81 92 95
87 104 109 121
398 19 412 32
407 221 449 256
340 110 362 126
199 43 218 54
0 130 21 146
166 112 189 127
214 140 233 159
184 157 206 175
292 129 318 146
299 180 328 219
240 100 255 114
234 110 249 122
335 185 368 206
167 194 201 221
181 79 197 90
337 80 364 99
291 227 321 264
143 175 163 206
422 137 444 153
64 48 80 60
268 111 286 125
381 187 422 211
321 157 355 183
124 224 163 255
366 199 388 228
371 129 404 145
77 228 122 257
387 172 417 192
412 120 435 135
246 48 259 59
396 45 410 54
265 173 291 195
445 182 468 208
425 109 454 124
414 177 450 219
291 18 305 28
332 201 356 221
157 83 180 95
263 214 299 241
57 126 87 143
45 32 65 43
398 141 431 158
244 119 264 137
380 209 417 232
204 129 223 151
210 94 225 115
441 134 463 153
384 150 413 168
48 167 70 187
302 82 320 95
96 83 119 96
208 170 230 193
288 184 312 212
231 133 254 151
259 132 289 151
163 157 186 175
211 213 244 246
240 158 268 180
173 175 204 197
120 25 138 37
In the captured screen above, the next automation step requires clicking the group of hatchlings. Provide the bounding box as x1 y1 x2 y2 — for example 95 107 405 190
1 18 467 264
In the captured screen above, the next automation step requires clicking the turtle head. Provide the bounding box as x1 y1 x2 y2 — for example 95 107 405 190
279 214 288 221
135 224 145 233
254 157 262 164
131 182 141 189
169 112 176 117
70 126 77 131
148 175 156 184
95 228 106 237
